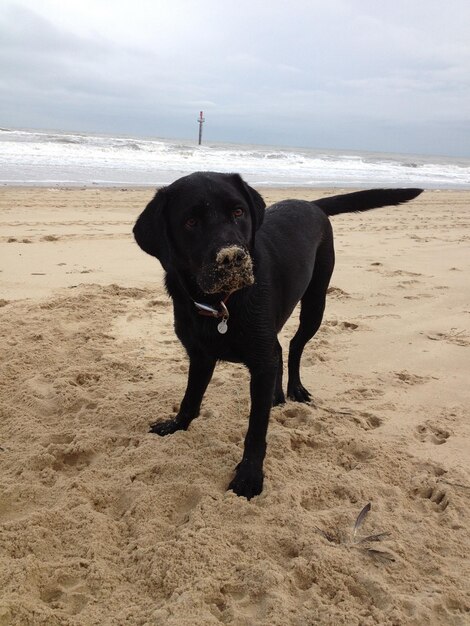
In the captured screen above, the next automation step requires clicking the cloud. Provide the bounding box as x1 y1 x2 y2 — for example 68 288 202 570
1 0 469 155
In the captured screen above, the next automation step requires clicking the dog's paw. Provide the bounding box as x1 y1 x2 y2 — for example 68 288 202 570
287 382 312 403
228 462 264 500
149 418 186 436
272 390 286 407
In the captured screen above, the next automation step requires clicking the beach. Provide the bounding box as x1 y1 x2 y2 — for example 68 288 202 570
0 185 469 625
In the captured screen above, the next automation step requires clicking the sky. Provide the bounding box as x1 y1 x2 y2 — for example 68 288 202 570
1 0 469 157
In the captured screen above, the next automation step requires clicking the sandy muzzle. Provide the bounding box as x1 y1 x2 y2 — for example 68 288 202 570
197 245 255 294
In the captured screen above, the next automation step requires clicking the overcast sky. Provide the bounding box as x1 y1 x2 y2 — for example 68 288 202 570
1 0 469 156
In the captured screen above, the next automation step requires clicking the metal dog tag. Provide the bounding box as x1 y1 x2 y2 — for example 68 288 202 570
217 318 228 334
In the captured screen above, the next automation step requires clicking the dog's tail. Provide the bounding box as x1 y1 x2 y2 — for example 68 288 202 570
314 188 423 216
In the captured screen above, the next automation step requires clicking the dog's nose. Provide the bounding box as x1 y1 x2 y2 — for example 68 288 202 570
216 246 247 266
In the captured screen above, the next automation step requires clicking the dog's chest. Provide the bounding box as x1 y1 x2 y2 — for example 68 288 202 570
176 313 257 364
196 318 246 362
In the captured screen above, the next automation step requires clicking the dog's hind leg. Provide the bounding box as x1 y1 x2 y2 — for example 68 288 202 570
272 340 286 406
287 237 335 403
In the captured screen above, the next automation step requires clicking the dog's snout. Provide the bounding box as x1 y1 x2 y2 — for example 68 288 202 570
217 247 246 265
198 245 254 294
216 245 247 266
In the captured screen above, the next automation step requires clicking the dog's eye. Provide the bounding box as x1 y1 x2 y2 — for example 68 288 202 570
232 208 244 218
185 217 198 229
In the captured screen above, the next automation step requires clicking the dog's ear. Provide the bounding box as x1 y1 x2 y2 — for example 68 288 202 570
133 188 171 270
230 174 266 232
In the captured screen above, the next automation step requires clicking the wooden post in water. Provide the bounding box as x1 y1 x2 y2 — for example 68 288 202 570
198 110 205 145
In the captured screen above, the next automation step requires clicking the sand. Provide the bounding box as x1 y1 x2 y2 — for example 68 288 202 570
0 186 469 625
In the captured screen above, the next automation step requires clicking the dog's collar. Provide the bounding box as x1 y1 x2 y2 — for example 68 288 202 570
194 292 233 334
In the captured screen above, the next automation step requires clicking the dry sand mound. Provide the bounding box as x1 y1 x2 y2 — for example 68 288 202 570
0 281 468 626
0 187 469 625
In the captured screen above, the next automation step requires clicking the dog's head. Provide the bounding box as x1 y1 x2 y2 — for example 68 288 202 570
133 172 266 295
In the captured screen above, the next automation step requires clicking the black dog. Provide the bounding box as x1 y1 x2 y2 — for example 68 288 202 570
133 172 422 499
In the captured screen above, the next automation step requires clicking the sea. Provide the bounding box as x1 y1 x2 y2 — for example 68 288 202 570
1 127 469 189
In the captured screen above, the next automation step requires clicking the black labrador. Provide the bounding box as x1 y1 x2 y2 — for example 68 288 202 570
133 172 422 499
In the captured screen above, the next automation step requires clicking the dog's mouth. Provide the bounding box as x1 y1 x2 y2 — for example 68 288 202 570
197 245 255 294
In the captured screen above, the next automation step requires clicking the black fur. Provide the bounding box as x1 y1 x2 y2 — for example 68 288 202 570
133 172 422 499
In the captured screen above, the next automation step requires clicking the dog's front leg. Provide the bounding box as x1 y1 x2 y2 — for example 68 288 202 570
229 364 277 499
150 353 216 436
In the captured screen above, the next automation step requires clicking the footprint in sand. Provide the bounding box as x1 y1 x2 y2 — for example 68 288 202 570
302 349 328 365
40 576 92 616
387 269 423 277
289 558 317 591
362 413 383 429
277 404 313 427
146 299 171 308
211 376 225 387
65 268 94 275
51 448 97 472
325 320 359 331
170 487 203 526
426 330 469 347
413 485 449 512
415 422 450 445
326 286 351 299
289 431 321 453
45 433 75 445
394 371 432 385
325 407 383 430
396 279 422 289
342 386 384 400
404 293 433 300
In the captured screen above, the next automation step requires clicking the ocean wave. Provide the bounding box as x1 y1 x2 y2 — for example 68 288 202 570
55 137 83 145
1 128 469 188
